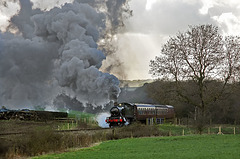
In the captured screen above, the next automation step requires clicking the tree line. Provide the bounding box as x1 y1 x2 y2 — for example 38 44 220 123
148 24 240 125
146 80 240 124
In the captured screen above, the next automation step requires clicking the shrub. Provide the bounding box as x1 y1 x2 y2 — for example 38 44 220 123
0 139 9 159
107 123 163 140
5 128 109 158
6 128 63 158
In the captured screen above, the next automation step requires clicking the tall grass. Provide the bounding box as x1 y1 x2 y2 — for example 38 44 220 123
4 128 109 159
3 123 165 158
109 122 165 139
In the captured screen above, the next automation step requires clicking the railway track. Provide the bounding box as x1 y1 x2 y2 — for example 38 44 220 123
0 128 110 136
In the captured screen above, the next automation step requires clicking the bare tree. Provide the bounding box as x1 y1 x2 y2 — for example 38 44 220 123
150 24 240 117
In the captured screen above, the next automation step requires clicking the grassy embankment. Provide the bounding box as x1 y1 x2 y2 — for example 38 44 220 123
0 111 97 158
33 134 240 159
59 110 97 130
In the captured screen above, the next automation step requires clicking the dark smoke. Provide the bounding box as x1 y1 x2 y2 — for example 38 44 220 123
0 0 130 109
53 93 113 113
76 0 132 79
53 94 85 111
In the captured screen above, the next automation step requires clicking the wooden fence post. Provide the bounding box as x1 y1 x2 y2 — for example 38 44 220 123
169 129 172 136
234 127 236 135
182 129 185 136
112 128 116 138
174 118 177 125
104 131 106 140
217 126 223 135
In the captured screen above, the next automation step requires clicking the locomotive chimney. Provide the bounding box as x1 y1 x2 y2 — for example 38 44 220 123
114 101 118 106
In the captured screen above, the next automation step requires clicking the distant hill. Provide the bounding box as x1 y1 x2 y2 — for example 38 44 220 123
119 79 154 88
118 80 156 104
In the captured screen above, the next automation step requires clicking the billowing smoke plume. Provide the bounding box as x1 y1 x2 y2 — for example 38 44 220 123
97 0 132 79
0 0 130 109
75 0 132 79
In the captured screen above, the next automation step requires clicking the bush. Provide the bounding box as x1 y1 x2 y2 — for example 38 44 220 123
0 139 10 159
107 123 163 140
5 128 109 158
6 128 63 158
193 116 209 134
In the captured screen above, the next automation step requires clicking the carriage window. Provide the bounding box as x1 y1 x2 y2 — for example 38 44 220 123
163 109 167 114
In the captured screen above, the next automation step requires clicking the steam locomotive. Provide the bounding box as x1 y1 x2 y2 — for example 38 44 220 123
105 103 175 127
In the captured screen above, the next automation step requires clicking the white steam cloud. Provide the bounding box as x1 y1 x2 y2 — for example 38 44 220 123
96 112 110 128
0 0 124 109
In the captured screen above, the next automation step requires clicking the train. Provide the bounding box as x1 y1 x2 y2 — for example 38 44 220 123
105 103 175 127
0 107 68 121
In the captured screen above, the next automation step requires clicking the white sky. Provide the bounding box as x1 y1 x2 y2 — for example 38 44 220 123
1 0 240 80
117 0 240 80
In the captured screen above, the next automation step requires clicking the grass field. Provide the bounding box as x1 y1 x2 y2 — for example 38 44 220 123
33 135 240 159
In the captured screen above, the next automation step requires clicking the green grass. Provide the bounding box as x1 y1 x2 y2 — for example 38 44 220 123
158 124 193 135
67 110 95 120
32 135 240 159
58 110 97 130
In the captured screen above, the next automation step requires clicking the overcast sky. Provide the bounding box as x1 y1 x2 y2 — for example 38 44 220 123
117 0 240 80
1 0 240 80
